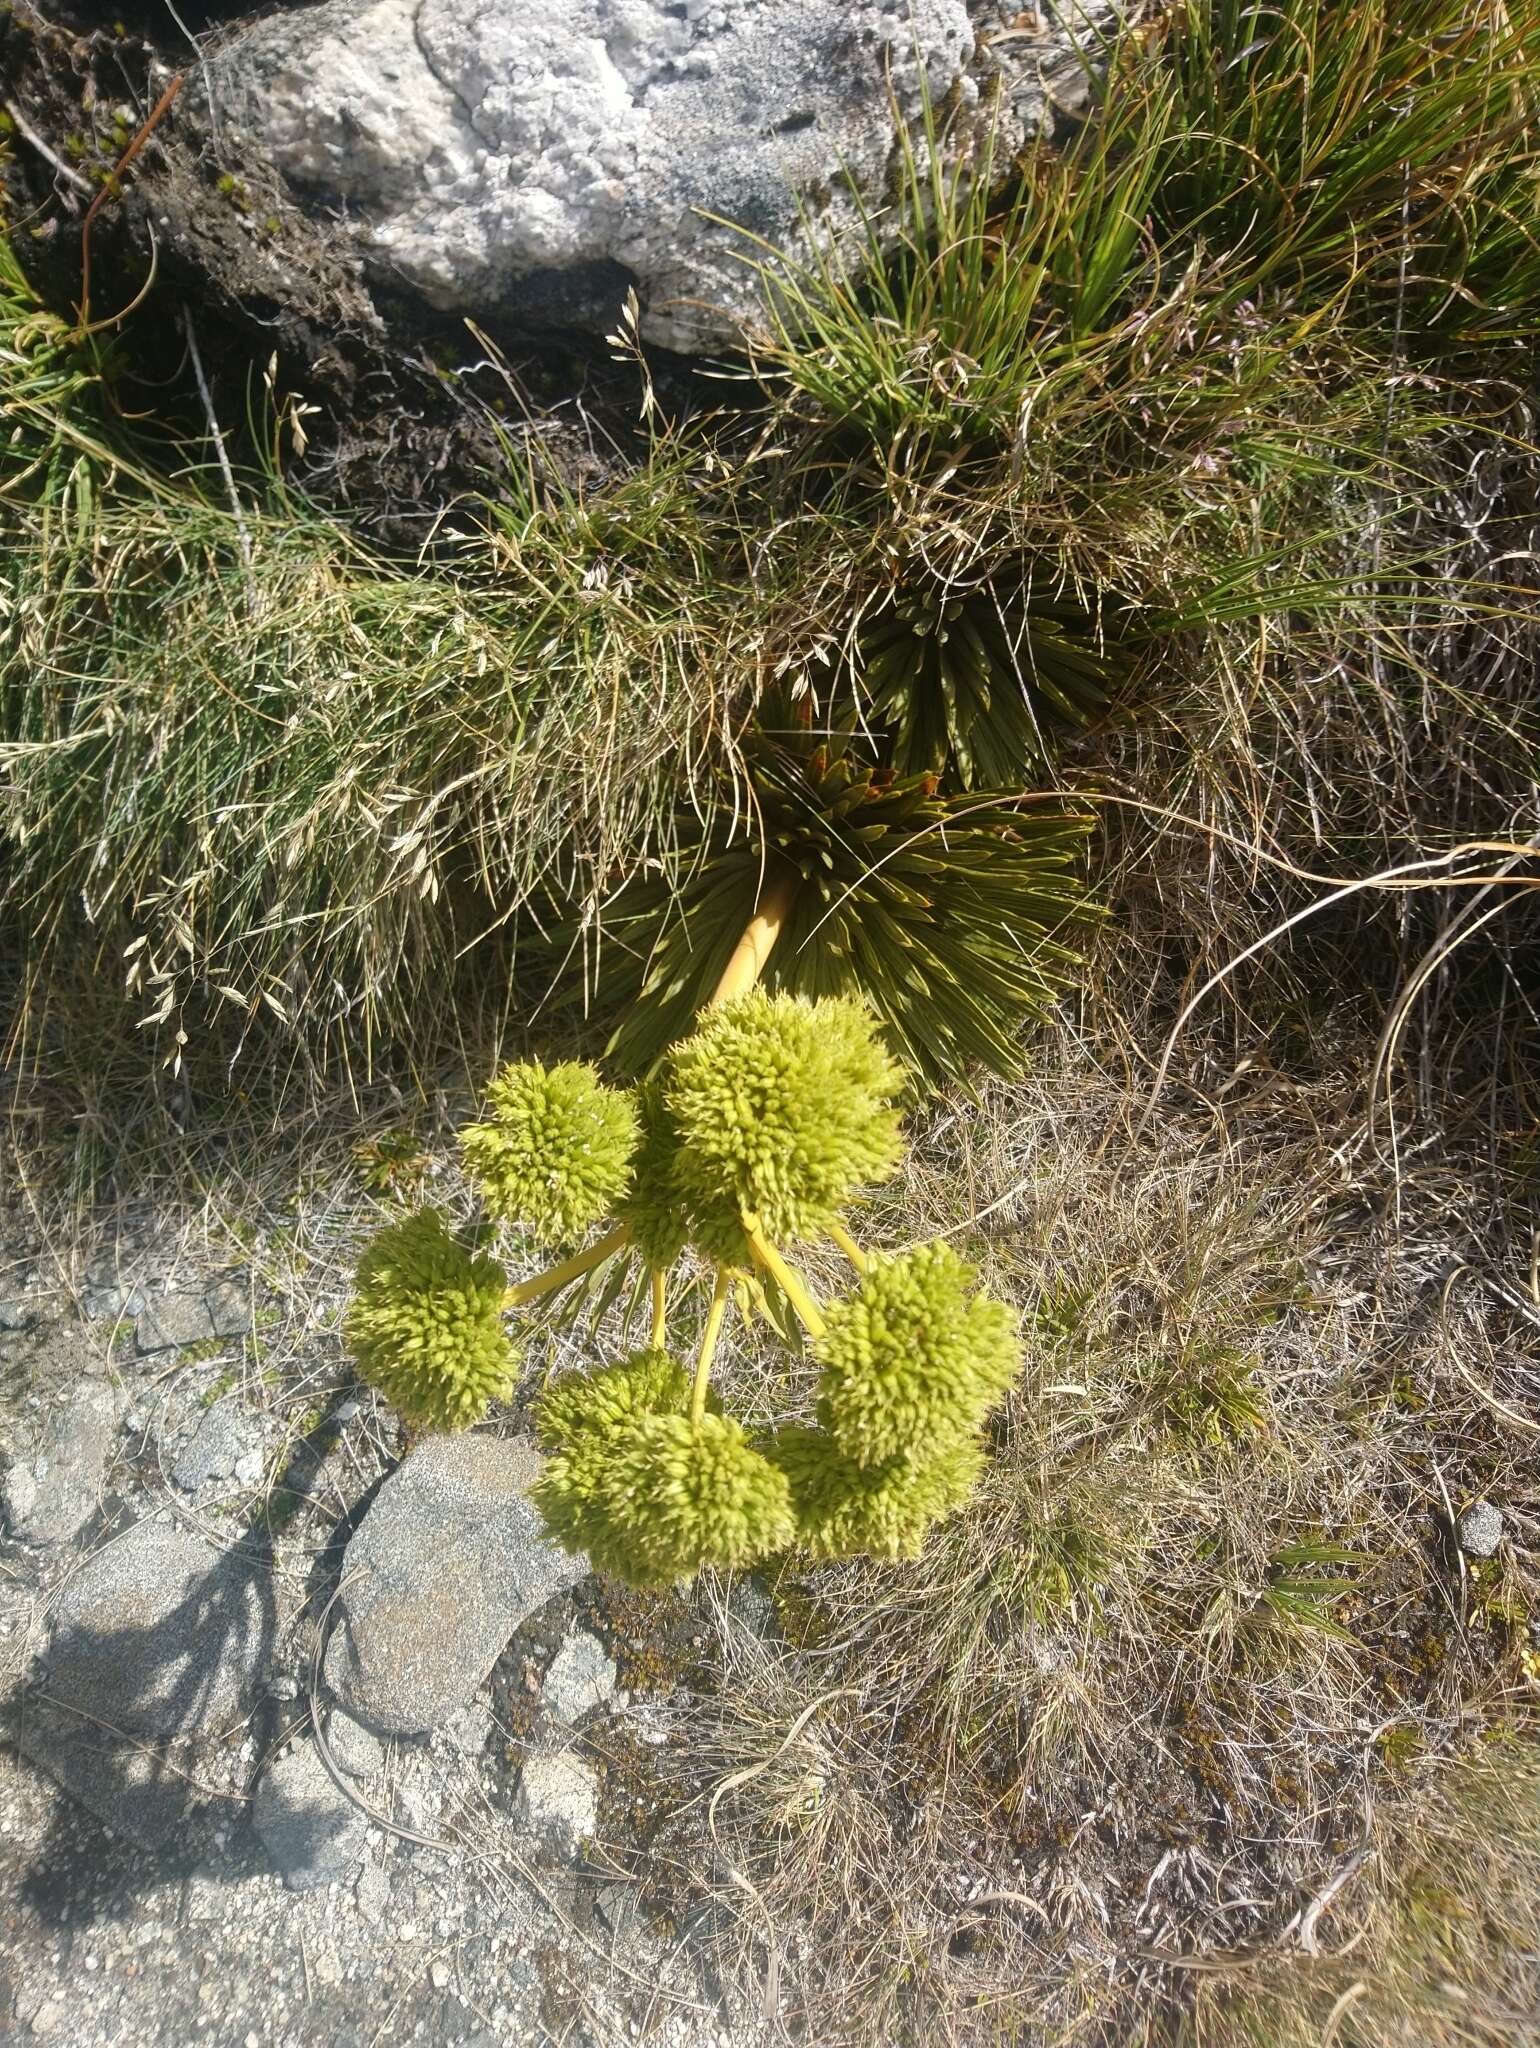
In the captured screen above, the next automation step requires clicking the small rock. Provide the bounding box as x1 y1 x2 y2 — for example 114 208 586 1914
1457 1500 1504 1558
232 1450 263 1486
517 1749 598 1848
323 1434 582 1735
29 2000 66 2037
136 1294 218 1354
324 1708 384 1779
205 1277 253 1338
81 1283 146 1323
1 1378 125 1545
354 1857 390 1924
0 1298 38 1332
430 1960 451 1991
172 1397 261 1490
542 1628 617 1726
254 1742 366 1891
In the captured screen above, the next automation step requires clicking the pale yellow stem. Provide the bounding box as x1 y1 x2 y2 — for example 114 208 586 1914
691 1266 733 1427
827 1218 869 1275
650 1269 668 1350
739 1211 827 1341
502 1223 631 1309
707 866 800 1009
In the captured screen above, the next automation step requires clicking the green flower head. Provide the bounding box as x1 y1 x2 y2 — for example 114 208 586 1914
538 1398 794 1589
816 1242 1020 1467
766 1424 983 1561
531 1349 693 1560
345 1208 517 1433
616 1079 689 1271
594 1412 796 1587
460 1059 637 1248
664 990 903 1263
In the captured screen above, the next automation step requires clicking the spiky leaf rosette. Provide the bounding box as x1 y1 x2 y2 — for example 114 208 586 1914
595 721 1095 1085
663 988 902 1263
346 1209 517 1432
616 1079 689 1270
531 1348 694 1558
854 578 1114 788
816 1241 1020 1467
766 1424 984 1561
459 1059 637 1247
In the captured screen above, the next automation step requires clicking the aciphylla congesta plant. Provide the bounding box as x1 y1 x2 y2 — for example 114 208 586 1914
344 871 1024 1588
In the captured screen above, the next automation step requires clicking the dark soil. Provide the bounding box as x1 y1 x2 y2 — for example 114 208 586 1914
1 0 711 542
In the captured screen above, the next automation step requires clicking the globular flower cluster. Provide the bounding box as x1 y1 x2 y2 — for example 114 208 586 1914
766 1424 984 1560
345 1209 517 1432
344 987 1017 1580
815 1243 1019 1466
533 1354 788 1588
662 989 903 1262
459 1059 637 1248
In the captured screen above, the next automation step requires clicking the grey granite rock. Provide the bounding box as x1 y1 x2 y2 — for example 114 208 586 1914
205 1277 254 1339
542 1628 617 1725
136 1294 218 1354
44 1521 269 1736
517 1749 598 1848
324 1707 385 1779
254 1741 367 1890
204 0 1123 352
0 1378 124 1546
1457 1500 1504 1558
324 1435 582 1735
172 1398 262 1490
13 1522 272 1845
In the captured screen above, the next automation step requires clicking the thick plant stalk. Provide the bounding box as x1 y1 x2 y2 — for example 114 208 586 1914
740 1211 826 1339
692 1267 732 1425
827 1219 869 1273
650 1269 668 1349
503 1223 631 1308
708 866 800 1009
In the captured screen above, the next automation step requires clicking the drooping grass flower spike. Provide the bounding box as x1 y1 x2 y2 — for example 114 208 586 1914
816 1241 1021 1467
346 1208 518 1433
766 1423 984 1561
664 987 903 1264
460 1059 637 1248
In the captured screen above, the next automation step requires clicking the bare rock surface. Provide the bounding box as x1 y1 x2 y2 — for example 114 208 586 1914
204 0 1121 351
542 1625 618 1725
324 1434 583 1735
517 1748 599 1847
172 1396 262 1490
254 1740 368 1890
0 1376 123 1547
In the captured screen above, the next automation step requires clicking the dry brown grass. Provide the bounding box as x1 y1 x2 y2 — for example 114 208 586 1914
659 999 1540 2046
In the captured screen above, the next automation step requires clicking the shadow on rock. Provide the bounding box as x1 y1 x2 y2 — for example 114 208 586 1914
3 1518 278 1925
